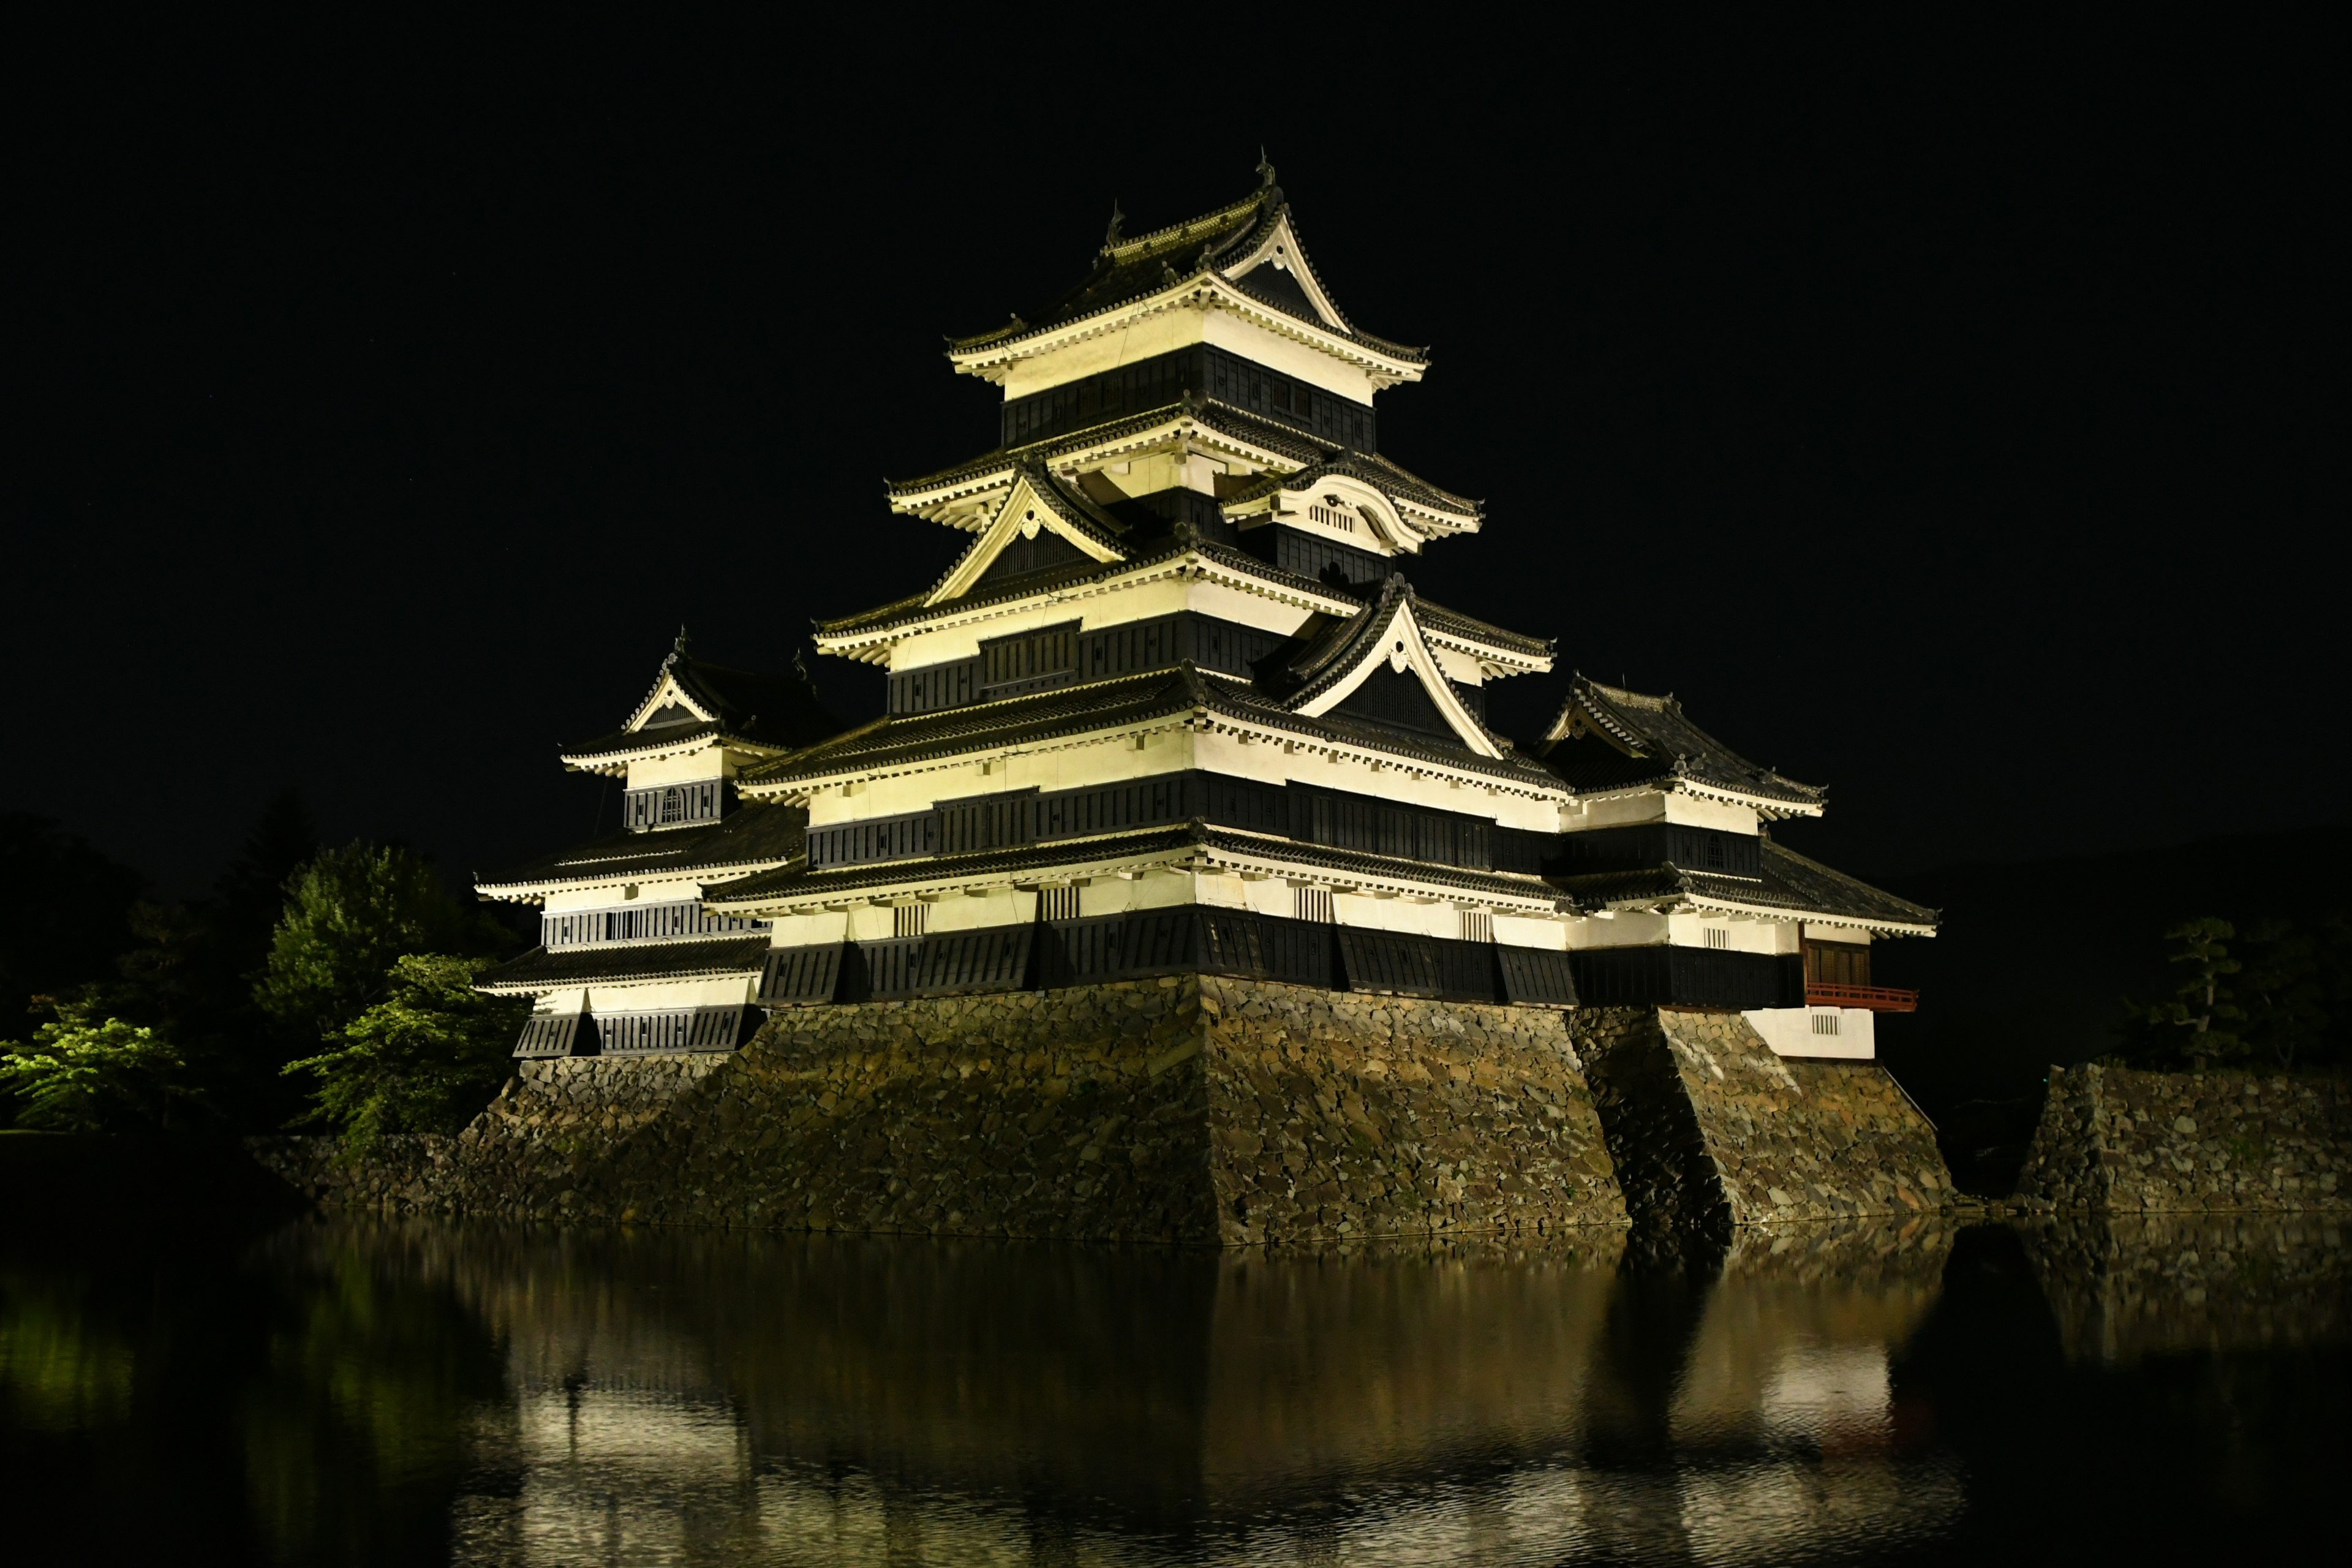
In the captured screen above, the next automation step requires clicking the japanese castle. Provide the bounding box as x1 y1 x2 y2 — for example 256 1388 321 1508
477 162 1936 1061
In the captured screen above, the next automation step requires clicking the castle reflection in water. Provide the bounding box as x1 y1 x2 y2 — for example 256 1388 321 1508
199 1212 2335 1566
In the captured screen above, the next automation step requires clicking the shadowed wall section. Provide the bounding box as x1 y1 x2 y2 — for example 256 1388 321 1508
1579 1007 1954 1234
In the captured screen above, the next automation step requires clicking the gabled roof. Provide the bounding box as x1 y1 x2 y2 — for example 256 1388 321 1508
1222 450 1482 540
561 636 843 768
1265 575 1509 759
1553 840 1937 936
944 167 1428 379
922 465 1128 605
475 801 808 902
1539 674 1825 815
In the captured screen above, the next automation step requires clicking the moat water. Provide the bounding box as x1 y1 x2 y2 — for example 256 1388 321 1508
2 1212 2344 1564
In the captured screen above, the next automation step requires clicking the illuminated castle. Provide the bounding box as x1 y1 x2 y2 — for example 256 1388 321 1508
476 161 1933 1063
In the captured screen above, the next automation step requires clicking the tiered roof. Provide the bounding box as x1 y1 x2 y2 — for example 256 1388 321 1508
475 933 773 993
476 794 807 901
736 663 1567 802
1539 675 1825 815
813 529 1550 677
944 162 1428 382
1553 840 1937 937
561 638 842 772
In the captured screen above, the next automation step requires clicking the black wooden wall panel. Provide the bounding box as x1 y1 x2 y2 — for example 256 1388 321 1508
758 944 843 1007
997 345 1378 452
512 1012 583 1058
887 613 1289 715
805 769 1539 875
1550 824 1762 878
1564 947 1799 1010
1496 947 1579 1008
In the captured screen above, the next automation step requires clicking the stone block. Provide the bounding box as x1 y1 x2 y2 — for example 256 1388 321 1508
2015 1063 2351 1213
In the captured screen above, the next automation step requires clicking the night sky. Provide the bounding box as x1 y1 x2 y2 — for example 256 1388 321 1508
18 28 2337 899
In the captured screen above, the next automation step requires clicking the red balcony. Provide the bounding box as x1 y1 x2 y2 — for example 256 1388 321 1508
1804 983 1918 1012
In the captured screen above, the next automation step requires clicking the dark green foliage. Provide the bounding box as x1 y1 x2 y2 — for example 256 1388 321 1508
2118 918 2244 1068
0 993 208 1133
0 815 146 1025
2118 916 2350 1070
282 956 526 1142
255 842 510 1045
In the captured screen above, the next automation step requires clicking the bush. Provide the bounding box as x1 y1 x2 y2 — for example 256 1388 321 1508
282 955 526 1143
0 994 207 1133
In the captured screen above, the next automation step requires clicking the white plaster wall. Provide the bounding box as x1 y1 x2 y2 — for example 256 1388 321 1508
1663 794 1763 833
1557 791 1763 835
1743 1006 1875 1061
1668 913 1792 956
626 748 732 789
1803 924 1874 946
1564 912 1673 950
583 976 757 1014
1330 894 1458 940
541 878 710 913
1561 794 1665 830
769 910 851 947
927 888 1036 933
1493 914 1568 951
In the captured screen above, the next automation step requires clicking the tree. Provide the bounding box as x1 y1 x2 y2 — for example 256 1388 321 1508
213 786 320 976
0 815 145 1025
0 993 208 1133
281 956 526 1142
2238 919 2331 1070
2119 917 2245 1069
254 842 507 1044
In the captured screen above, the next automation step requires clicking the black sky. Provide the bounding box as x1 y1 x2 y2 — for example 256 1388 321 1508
15 24 2340 897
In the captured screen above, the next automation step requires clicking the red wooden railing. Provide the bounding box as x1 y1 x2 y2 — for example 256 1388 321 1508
1805 983 1919 1012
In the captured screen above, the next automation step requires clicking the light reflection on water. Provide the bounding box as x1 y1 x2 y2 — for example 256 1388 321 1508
2 1213 2345 1564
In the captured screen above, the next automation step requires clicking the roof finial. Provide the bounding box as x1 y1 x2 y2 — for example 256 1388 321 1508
1256 146 1277 189
791 644 811 683
1104 199 1124 246
666 625 689 666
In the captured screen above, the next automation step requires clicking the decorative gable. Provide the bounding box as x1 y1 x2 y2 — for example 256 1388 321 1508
1223 209 1351 333
925 468 1128 606
625 670 717 732
1286 579 1503 758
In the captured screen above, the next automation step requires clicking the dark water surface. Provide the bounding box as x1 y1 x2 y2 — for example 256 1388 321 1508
2 1211 2344 1564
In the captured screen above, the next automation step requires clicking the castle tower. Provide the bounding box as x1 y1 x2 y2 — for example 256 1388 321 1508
477 164 1934 1063
473 635 839 1057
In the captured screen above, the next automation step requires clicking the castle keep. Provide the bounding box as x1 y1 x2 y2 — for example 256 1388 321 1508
452 163 1948 1239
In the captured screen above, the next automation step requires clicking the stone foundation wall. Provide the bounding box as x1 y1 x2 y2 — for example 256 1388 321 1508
1577 1006 1954 1232
2014 1064 2350 1213
257 978 1626 1244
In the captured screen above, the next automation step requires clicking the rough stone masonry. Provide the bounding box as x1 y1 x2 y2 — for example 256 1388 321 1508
1575 1006 1954 1234
2015 1063 2350 1213
257 978 1632 1243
